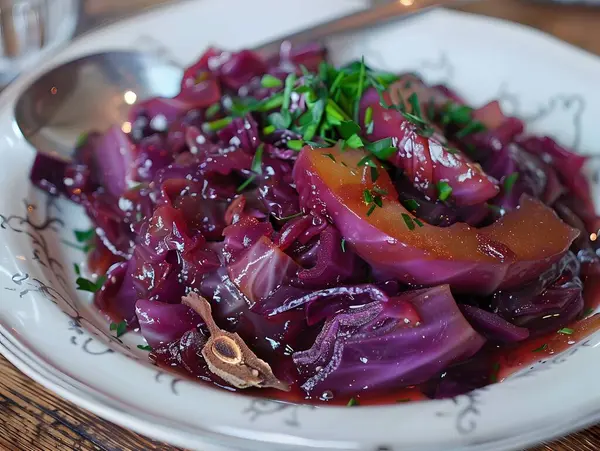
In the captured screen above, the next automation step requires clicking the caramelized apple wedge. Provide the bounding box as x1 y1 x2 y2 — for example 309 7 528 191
293 144 578 295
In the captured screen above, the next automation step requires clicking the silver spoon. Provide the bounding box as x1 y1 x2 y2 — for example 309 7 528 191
14 0 464 158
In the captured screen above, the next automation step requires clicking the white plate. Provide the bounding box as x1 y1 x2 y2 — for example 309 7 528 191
1 2 599 450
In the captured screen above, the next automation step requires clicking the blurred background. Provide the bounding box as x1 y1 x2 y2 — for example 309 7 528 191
1 0 600 87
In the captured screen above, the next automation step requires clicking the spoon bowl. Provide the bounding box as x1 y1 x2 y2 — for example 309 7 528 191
14 51 183 158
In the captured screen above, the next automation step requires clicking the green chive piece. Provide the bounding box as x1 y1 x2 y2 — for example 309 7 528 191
490 362 501 383
408 92 422 118
341 238 347 253
353 57 366 122
205 103 220 119
347 397 359 407
73 263 81 276
137 344 152 351
404 199 420 211
339 120 361 140
557 327 574 335
584 308 595 317
365 138 396 160
76 275 106 293
373 187 388 195
373 195 383 208
261 74 283 89
75 132 89 148
345 134 363 149
401 213 416 231
363 189 373 204
366 204 377 216
203 117 233 133
324 153 336 162
414 218 424 228
503 172 520 194
257 94 284 112
532 343 548 353
437 181 453 201
282 74 297 111
74 228 95 243
456 120 486 139
370 166 379 183
263 125 276 135
287 140 304 151
236 175 256 193
357 155 375 167
268 111 292 130
364 106 373 128
251 144 264 175
110 320 127 338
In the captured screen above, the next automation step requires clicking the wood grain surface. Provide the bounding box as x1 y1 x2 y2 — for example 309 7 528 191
3 0 600 450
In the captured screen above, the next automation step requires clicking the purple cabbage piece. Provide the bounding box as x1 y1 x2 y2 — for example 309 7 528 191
135 299 202 348
490 251 584 335
293 285 485 396
459 304 529 342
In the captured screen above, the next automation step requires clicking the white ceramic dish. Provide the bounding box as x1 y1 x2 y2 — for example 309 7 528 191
1 1 599 450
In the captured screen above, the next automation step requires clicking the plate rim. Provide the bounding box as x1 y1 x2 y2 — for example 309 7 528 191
1 4 600 451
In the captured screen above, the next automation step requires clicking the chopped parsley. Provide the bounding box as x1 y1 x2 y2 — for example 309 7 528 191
437 181 453 202
557 327 574 335
287 139 304 151
401 213 416 231
347 397 359 407
205 103 220 119
76 275 106 293
110 320 127 338
503 172 519 194
261 74 283 89
403 199 420 211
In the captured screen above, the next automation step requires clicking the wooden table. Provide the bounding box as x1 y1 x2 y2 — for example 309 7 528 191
3 0 600 449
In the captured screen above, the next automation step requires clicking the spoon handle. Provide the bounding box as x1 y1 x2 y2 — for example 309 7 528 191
253 0 475 55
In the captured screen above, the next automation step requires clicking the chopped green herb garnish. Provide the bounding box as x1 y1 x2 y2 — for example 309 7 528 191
287 139 304 151
251 144 264 175
584 308 595 317
73 263 81 276
236 175 256 193
441 103 473 127
408 92 422 118
75 132 89 148
263 125 275 135
268 110 292 130
345 134 363 149
401 213 416 231
397 398 411 403
74 228 95 243
282 73 297 111
373 187 388 195
366 204 377 216
353 57 366 122
414 218 424 227
137 344 152 351
110 320 127 338
490 362 501 383
503 172 519 194
357 155 376 167
370 166 379 183
373 195 383 208
341 238 347 253
339 120 361 139
363 189 373 204
455 120 486 139
261 74 283 89
532 343 548 353
347 397 359 407
203 117 233 133
364 106 373 128
324 153 336 162
365 138 396 160
404 199 420 211
278 212 303 221
76 275 106 293
437 181 453 201
558 327 574 335
205 103 220 119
